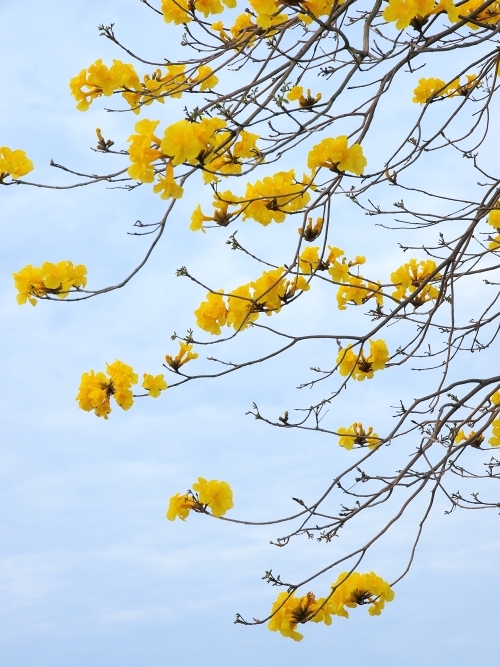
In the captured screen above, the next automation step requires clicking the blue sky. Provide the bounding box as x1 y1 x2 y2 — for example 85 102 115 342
1 2 499 665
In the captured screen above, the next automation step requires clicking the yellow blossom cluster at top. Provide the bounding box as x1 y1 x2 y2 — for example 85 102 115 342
70 59 218 112
297 0 346 24
12 261 87 306
77 361 167 418
167 477 234 520
391 259 441 307
246 0 347 30
211 13 258 49
248 0 288 29
0 147 33 181
337 339 390 381
383 0 500 31
412 75 479 104
268 571 395 641
194 268 310 334
337 423 382 450
161 0 237 24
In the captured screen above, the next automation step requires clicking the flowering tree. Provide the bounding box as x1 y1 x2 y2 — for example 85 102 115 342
4 0 500 642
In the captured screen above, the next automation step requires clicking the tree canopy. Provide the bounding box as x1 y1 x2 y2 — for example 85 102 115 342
4 0 500 645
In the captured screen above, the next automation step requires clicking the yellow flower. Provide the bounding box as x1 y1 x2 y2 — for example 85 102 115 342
391 258 440 307
229 12 257 45
268 589 334 641
298 217 324 241
192 477 234 517
249 0 288 28
267 592 307 642
166 493 197 521
486 208 500 249
251 267 286 314
336 276 383 311
193 65 219 91
140 65 189 106
412 77 449 104
142 373 168 397
287 85 303 102
488 418 500 447
12 261 87 305
382 0 434 29
299 246 323 274
69 59 141 111
227 284 259 331
337 339 389 381
76 359 138 419
307 137 366 176
165 341 199 371
243 170 311 225
299 0 345 23
337 423 382 450
194 291 228 334
153 161 184 200
330 571 395 617
127 118 164 183
161 0 191 24
0 147 34 180
161 117 226 166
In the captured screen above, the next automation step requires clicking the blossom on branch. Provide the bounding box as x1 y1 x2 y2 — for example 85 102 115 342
0 146 33 181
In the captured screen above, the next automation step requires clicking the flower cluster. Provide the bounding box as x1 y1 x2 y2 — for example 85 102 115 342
165 341 199 371
298 0 346 24
13 261 87 306
249 0 288 29
193 171 312 229
412 75 478 104
337 340 390 381
200 129 261 184
167 477 234 520
383 0 500 31
76 360 138 419
161 0 236 24
391 259 441 307
242 170 311 225
308 136 367 176
337 423 382 450
0 147 34 181
70 59 219 112
330 571 395 618
454 429 484 447
70 59 141 111
296 246 382 310
486 208 500 249
268 571 394 641
127 119 164 183
194 269 310 334
211 13 258 49
126 119 184 199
